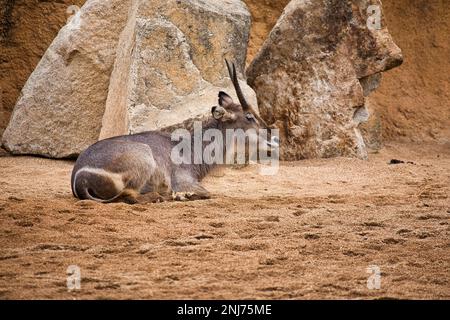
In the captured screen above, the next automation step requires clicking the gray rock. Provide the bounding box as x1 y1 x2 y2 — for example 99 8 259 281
247 0 403 160
100 0 256 139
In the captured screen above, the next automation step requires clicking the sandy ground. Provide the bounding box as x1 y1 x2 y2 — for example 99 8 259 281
0 142 449 300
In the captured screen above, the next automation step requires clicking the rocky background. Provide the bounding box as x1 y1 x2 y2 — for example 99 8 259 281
244 0 450 149
0 0 449 159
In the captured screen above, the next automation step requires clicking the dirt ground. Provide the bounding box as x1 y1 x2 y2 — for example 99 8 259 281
0 142 448 299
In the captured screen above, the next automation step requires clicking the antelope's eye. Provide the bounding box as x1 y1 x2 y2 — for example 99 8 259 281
245 113 255 121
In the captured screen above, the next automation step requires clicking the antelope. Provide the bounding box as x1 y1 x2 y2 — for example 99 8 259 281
71 61 278 204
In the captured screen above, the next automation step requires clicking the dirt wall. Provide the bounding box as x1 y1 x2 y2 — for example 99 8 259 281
368 0 450 143
0 0 86 137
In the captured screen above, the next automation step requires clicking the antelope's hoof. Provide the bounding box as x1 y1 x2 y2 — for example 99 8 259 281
151 196 165 203
172 192 195 201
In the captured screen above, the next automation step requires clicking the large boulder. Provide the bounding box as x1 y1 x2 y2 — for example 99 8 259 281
2 0 256 158
99 0 255 139
247 0 403 160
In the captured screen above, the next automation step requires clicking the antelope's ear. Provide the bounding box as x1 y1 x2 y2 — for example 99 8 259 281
212 106 225 120
212 106 235 121
218 91 233 108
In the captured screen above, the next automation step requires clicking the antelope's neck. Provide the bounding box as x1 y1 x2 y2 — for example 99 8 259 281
190 118 223 180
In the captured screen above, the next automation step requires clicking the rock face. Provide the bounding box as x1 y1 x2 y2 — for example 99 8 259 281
242 0 290 66
99 0 255 139
2 0 255 158
247 0 403 160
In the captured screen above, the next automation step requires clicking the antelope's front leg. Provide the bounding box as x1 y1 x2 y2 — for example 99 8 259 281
132 170 173 203
135 192 171 203
172 169 211 201
172 185 211 201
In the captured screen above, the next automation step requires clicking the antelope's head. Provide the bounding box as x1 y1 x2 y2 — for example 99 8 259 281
211 60 279 155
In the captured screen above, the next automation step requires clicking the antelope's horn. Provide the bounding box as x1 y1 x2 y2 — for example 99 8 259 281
225 59 250 111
